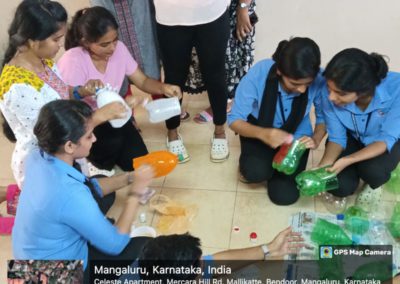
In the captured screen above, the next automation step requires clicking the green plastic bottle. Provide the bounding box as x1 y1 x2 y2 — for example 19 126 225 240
344 206 369 236
311 218 352 245
272 140 307 175
388 202 400 239
384 163 400 194
296 166 339 197
352 261 392 282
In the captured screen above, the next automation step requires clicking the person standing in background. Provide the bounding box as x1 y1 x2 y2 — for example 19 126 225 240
154 0 231 163
185 0 257 124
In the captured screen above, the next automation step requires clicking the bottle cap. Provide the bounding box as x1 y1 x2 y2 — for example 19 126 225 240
250 232 258 243
336 214 345 220
233 226 240 233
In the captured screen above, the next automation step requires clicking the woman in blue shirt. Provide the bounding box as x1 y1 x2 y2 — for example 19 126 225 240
13 100 154 271
228 37 326 205
318 48 400 211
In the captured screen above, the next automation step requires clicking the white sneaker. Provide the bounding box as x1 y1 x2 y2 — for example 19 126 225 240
166 134 190 163
87 162 115 177
355 184 383 214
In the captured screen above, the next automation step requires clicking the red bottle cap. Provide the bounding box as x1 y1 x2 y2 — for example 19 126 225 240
250 232 258 242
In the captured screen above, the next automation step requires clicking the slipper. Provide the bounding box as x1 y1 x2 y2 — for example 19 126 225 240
227 98 233 113
211 135 229 162
194 110 213 124
180 111 191 122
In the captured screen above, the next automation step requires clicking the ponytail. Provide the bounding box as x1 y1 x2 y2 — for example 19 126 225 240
64 9 86 50
369 53 389 82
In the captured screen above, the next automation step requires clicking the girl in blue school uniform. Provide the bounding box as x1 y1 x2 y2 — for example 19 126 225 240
228 37 326 205
318 48 400 211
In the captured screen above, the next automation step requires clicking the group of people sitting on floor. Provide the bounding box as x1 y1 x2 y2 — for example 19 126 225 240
1 0 400 282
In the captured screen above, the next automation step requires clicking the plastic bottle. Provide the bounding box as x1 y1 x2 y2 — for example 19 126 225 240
344 206 369 236
311 218 352 245
133 151 178 178
96 87 132 128
6 184 20 216
296 166 339 197
352 261 392 282
144 97 181 123
387 202 400 239
272 139 307 175
384 163 400 194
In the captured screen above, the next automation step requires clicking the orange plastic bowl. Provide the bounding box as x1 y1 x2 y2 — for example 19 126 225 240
133 151 178 178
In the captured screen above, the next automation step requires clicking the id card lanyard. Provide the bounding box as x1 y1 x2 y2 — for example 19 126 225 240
351 112 372 141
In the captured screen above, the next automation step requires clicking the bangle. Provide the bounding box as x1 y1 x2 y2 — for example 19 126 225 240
73 86 83 100
127 173 134 185
127 191 144 199
261 244 270 260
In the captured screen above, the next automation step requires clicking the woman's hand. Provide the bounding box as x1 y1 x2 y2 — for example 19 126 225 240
96 102 128 123
162 84 182 99
258 128 293 149
298 136 317 150
326 157 353 174
128 165 155 197
267 227 304 257
79 79 104 97
236 8 252 41
124 96 149 109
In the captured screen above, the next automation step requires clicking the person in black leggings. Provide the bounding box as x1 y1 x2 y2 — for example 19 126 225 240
157 9 230 163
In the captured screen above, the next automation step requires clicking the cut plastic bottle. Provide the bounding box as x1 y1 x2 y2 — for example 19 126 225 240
296 166 339 197
145 97 181 123
344 206 369 236
384 163 400 194
311 218 352 245
133 151 178 178
387 202 400 239
272 139 307 175
96 87 131 128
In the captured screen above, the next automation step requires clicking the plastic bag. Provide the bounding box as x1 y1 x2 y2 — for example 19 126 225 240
384 163 400 194
150 194 198 235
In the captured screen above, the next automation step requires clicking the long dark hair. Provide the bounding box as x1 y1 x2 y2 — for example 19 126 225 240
324 48 388 95
272 37 321 79
65 6 119 50
34 100 93 155
1 0 67 143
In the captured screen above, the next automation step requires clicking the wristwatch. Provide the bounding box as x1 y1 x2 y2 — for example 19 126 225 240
261 244 270 260
239 2 249 8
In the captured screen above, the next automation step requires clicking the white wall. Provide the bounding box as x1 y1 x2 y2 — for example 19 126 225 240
0 1 399 69
255 0 400 69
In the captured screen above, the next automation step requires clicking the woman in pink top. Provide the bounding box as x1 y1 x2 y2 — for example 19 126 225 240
58 7 182 172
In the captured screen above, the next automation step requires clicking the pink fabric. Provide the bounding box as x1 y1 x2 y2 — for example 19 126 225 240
37 64 69 100
57 41 138 109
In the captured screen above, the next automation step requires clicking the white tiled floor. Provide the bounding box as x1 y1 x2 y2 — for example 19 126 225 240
0 91 397 282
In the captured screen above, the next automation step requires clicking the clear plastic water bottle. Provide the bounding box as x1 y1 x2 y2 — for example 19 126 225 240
272 139 307 175
144 97 181 123
96 87 131 128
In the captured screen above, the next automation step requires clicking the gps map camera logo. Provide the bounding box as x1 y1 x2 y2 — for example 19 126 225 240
320 246 333 259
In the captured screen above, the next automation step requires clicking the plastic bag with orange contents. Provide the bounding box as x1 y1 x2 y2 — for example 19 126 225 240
133 151 178 178
150 194 198 235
